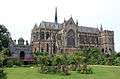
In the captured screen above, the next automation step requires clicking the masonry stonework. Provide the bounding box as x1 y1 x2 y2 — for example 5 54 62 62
31 8 114 54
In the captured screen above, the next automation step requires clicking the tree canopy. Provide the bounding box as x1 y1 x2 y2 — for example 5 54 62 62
0 25 11 51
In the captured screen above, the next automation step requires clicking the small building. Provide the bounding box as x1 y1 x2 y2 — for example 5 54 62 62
10 37 33 64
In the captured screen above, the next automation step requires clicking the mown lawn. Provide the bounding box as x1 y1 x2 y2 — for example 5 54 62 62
5 65 120 79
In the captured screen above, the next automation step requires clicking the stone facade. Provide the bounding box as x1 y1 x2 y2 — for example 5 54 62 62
10 38 33 61
31 8 114 54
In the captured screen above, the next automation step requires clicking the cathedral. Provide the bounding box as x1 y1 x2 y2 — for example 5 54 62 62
31 8 114 54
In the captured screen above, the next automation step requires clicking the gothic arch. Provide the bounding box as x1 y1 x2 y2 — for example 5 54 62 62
66 29 75 47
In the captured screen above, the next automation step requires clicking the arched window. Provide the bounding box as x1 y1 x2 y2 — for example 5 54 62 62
102 48 104 52
40 32 44 39
66 29 75 47
46 32 50 39
109 48 112 52
53 43 56 53
46 43 49 52
41 48 44 52
34 48 36 52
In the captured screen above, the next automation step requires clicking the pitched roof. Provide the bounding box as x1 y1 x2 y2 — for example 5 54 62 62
39 21 61 29
78 26 99 33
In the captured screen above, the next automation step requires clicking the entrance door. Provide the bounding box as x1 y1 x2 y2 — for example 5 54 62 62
20 51 25 60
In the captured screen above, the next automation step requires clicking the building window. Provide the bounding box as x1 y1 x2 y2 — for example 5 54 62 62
46 32 50 39
40 32 44 39
34 48 36 52
41 48 44 52
102 48 104 52
53 43 56 53
109 48 112 52
66 29 75 47
46 43 49 52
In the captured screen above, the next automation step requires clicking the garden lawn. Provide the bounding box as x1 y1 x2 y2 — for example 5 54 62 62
5 65 120 79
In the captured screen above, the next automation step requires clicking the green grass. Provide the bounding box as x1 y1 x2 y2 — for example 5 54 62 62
5 65 120 79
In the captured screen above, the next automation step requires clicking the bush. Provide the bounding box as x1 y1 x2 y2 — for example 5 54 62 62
6 58 23 67
38 65 48 74
114 57 120 66
69 64 77 71
13 59 23 66
0 68 7 79
77 64 93 74
38 66 57 74
6 59 13 67
61 65 70 75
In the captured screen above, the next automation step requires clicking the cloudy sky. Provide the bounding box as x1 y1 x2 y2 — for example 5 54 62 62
0 0 120 52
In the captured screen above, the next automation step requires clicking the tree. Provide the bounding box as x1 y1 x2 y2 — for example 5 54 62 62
0 51 4 67
0 24 11 51
0 25 10 79
0 49 7 79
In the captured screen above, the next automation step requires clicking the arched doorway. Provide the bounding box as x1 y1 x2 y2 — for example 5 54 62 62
20 51 25 60
66 29 75 47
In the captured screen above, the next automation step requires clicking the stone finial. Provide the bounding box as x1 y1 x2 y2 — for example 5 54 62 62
64 18 66 23
33 23 38 29
76 20 78 26
100 24 103 31
14 40 16 44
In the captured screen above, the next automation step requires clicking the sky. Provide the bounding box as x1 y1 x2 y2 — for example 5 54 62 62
0 0 120 52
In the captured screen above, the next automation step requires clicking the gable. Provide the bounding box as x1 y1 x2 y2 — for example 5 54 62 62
65 17 75 26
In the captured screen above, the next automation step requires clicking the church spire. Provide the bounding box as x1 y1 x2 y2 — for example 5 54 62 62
55 7 58 24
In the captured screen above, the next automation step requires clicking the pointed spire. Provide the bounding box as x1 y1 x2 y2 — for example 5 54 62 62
34 23 37 27
76 19 78 25
33 23 38 29
100 24 103 31
64 18 66 23
55 7 58 24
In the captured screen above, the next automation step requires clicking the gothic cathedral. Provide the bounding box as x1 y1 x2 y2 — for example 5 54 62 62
31 8 114 54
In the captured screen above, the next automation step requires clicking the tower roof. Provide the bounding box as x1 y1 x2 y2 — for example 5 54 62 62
18 37 24 41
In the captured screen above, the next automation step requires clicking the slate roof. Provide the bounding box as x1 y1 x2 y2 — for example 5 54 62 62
78 26 99 34
37 18 99 34
39 21 61 29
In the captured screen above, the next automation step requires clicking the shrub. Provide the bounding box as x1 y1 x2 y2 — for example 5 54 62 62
77 64 93 74
13 59 23 66
114 57 120 66
0 68 7 79
6 58 23 67
6 59 13 67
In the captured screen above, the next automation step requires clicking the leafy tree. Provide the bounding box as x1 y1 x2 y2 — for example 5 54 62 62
0 49 7 79
0 51 4 67
0 25 11 51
